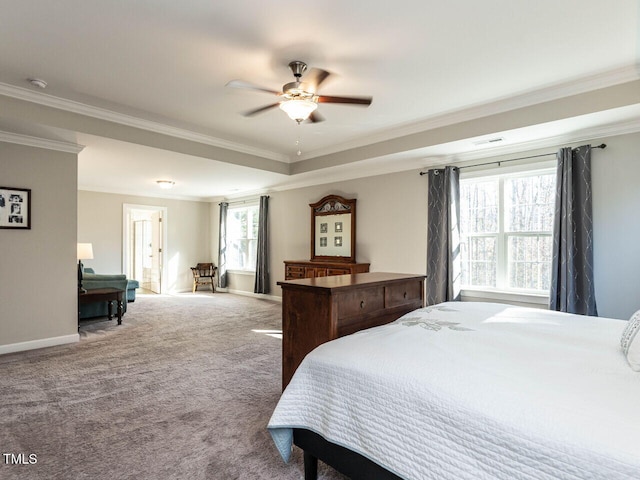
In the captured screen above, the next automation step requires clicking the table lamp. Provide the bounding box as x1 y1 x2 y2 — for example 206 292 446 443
77 243 94 293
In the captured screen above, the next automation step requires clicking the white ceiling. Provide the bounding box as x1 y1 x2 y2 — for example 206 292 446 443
0 1 639 200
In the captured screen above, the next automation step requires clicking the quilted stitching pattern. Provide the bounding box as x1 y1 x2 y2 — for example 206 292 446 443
269 302 640 479
620 309 640 354
621 309 640 371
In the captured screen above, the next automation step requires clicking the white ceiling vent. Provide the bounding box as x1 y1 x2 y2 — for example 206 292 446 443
473 137 505 146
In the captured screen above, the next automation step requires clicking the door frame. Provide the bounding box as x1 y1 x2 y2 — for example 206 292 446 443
123 204 168 294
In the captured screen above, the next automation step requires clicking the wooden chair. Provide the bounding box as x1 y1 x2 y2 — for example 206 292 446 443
191 263 217 293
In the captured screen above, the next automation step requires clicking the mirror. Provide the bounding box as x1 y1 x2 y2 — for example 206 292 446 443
310 195 356 262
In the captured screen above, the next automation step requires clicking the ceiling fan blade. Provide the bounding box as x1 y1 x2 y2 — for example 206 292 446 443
303 68 331 92
242 103 280 117
226 79 280 95
317 95 372 106
308 111 325 123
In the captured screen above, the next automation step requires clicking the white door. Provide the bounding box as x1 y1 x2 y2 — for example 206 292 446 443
124 204 167 294
148 210 162 293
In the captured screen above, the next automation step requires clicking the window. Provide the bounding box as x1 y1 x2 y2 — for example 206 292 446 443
460 167 556 294
227 204 259 271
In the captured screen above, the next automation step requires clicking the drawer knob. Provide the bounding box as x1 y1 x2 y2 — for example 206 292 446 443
360 300 365 309
403 291 407 299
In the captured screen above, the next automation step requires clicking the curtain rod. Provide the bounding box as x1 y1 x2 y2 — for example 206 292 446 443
419 143 606 175
221 200 254 206
220 195 269 206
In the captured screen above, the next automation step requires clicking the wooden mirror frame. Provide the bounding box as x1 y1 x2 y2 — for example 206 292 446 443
310 195 356 263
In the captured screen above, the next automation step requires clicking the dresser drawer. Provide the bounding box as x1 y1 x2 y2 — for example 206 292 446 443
327 267 351 276
286 265 305 279
385 280 423 308
336 286 385 319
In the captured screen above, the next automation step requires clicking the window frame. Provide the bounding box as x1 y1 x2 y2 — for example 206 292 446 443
459 160 556 302
226 201 260 274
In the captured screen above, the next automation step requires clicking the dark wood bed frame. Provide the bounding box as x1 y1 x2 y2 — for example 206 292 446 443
293 428 403 480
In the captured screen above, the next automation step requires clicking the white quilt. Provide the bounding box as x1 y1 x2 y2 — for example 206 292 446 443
268 302 640 480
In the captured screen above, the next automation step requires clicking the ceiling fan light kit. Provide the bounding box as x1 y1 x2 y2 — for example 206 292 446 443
279 99 318 122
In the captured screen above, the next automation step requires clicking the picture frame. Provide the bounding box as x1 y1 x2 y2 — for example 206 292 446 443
0 186 31 229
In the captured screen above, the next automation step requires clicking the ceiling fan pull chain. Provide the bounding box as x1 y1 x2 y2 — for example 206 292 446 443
296 126 302 156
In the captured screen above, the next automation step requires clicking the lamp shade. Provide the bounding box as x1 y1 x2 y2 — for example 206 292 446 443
77 243 94 260
279 99 318 122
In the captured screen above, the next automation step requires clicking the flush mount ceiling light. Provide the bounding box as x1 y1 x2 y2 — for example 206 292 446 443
27 78 47 89
279 99 318 123
156 180 175 189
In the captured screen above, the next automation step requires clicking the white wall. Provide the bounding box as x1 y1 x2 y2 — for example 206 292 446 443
0 142 78 350
78 191 212 292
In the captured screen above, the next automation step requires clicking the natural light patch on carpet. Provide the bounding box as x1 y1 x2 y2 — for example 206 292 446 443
252 329 283 339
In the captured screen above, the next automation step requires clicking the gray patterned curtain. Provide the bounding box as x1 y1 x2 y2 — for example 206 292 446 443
218 202 228 289
254 195 270 294
550 145 597 315
426 166 461 305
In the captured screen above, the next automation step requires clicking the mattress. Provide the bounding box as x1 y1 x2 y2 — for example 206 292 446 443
268 302 640 479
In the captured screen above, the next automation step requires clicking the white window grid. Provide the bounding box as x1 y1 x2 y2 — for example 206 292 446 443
227 202 260 272
460 167 555 294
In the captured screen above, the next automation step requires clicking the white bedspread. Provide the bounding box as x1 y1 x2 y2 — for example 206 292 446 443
268 302 640 479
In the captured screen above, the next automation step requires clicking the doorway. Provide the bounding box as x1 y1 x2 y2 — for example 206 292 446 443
123 204 167 294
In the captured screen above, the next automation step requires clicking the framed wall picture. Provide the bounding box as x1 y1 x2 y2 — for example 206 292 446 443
0 187 31 229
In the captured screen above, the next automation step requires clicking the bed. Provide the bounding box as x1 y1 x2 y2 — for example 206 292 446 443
268 302 640 480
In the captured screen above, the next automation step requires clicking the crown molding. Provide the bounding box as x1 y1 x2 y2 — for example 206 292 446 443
0 82 289 163
437 117 640 165
297 64 640 161
0 130 84 154
77 186 208 202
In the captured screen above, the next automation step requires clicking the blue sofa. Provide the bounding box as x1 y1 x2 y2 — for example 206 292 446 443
79 268 140 319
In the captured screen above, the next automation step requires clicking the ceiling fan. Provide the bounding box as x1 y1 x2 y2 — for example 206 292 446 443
227 61 372 124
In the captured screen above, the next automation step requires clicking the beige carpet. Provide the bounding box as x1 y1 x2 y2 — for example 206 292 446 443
0 293 347 480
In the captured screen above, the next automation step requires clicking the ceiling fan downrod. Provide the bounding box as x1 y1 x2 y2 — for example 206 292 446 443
288 61 307 79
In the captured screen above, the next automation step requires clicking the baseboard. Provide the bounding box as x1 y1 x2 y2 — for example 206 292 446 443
225 288 282 303
0 333 79 356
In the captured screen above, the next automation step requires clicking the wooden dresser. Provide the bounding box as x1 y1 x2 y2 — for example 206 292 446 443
278 272 426 389
284 260 370 280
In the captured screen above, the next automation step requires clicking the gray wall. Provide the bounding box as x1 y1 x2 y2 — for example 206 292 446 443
78 191 212 292
227 131 640 320
269 171 428 284
591 132 640 319
0 142 78 348
220 170 427 298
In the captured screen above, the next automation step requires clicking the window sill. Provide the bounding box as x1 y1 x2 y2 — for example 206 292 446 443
460 288 549 306
227 269 256 276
